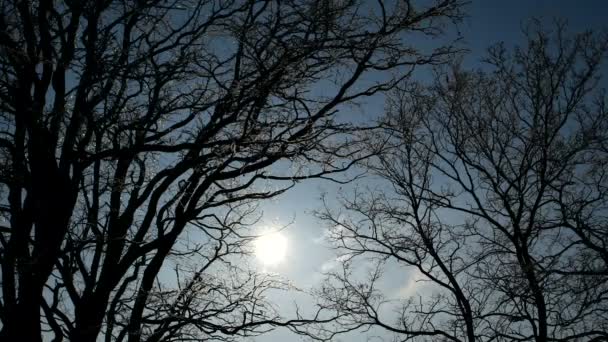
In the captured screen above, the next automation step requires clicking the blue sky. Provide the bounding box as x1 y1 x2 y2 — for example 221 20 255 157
247 1 608 341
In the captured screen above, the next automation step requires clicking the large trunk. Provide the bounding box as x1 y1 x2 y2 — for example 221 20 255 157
1 281 43 342
72 295 111 342
0 126 78 341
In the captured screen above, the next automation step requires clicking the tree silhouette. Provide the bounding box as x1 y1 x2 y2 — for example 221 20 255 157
0 0 464 341
314 21 608 342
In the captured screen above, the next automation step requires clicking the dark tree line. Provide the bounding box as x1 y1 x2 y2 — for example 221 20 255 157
0 0 464 341
312 22 608 342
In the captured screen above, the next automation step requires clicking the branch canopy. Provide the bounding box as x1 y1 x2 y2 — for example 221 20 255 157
0 0 465 341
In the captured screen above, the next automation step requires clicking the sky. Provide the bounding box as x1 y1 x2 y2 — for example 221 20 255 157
247 1 608 341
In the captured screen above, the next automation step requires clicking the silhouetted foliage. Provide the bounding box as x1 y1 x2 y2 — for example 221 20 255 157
0 0 464 341
313 21 608 342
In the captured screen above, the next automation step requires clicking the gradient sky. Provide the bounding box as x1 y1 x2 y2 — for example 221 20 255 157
248 1 608 341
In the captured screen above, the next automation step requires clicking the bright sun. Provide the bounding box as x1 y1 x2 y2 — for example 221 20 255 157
254 231 288 266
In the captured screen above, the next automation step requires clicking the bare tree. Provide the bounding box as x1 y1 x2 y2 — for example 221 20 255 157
314 21 608 342
0 0 465 341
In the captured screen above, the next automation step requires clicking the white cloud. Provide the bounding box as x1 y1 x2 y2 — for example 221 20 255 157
396 269 427 298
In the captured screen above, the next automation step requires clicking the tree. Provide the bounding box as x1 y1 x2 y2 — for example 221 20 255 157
0 0 465 341
314 21 608 342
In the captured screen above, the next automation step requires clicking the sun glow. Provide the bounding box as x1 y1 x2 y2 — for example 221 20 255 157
254 231 288 266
